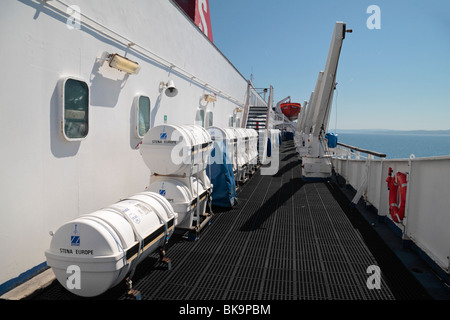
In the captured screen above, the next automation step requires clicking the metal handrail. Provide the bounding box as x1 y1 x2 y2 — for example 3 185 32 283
336 142 386 158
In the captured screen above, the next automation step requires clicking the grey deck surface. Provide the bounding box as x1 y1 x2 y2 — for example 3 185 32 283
31 140 404 300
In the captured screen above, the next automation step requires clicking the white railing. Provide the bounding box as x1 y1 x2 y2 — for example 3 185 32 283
331 144 450 274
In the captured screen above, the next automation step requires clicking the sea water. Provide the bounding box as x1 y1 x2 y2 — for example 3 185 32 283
336 132 450 159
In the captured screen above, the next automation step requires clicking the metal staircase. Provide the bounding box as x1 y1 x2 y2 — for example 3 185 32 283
243 85 273 130
245 106 268 130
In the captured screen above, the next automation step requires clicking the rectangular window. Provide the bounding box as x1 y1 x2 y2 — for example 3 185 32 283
62 78 89 140
228 115 234 127
235 116 241 128
195 109 205 127
136 95 151 138
205 111 213 128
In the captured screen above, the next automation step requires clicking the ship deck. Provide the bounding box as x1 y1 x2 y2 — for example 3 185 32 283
29 140 437 301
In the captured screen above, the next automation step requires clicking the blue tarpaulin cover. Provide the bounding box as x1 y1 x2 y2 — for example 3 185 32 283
207 140 237 207
267 137 272 157
325 133 338 148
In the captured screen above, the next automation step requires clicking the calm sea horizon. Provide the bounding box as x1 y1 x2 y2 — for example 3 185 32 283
334 132 450 159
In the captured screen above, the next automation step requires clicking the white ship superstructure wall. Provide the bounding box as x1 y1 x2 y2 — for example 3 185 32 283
0 0 265 291
332 148 450 275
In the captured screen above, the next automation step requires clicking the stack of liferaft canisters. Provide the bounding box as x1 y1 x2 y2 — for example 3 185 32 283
140 124 213 240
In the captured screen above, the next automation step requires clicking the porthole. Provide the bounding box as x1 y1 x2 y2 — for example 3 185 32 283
135 95 151 138
60 77 89 141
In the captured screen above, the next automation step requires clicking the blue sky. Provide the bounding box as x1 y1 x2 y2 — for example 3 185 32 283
209 0 450 130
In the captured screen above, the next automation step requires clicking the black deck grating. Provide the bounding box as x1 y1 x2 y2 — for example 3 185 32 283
30 140 431 301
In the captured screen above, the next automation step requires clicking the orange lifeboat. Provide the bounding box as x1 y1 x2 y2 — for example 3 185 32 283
280 102 301 121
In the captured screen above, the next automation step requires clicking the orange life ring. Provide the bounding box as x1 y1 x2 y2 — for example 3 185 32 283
386 168 407 223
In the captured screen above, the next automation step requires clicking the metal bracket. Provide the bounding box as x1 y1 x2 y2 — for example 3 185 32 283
159 247 172 271
125 277 141 300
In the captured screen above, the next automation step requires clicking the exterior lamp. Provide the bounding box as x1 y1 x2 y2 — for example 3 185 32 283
203 93 216 103
108 54 141 74
161 80 178 97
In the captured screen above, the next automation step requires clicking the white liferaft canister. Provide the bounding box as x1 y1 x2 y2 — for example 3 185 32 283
245 128 258 165
139 124 212 176
224 128 238 173
147 176 207 230
231 128 249 169
45 192 177 297
185 125 212 167
206 126 236 170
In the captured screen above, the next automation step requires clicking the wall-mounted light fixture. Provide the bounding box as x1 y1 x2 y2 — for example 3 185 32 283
203 93 216 103
108 53 141 74
160 80 178 97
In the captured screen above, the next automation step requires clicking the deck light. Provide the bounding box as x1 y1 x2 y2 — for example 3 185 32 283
203 93 216 103
161 80 178 97
108 53 141 74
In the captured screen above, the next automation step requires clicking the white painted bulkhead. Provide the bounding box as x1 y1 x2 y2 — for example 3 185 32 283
0 0 265 290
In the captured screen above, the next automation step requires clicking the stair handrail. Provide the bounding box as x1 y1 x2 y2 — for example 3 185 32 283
242 81 251 128
262 85 274 163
